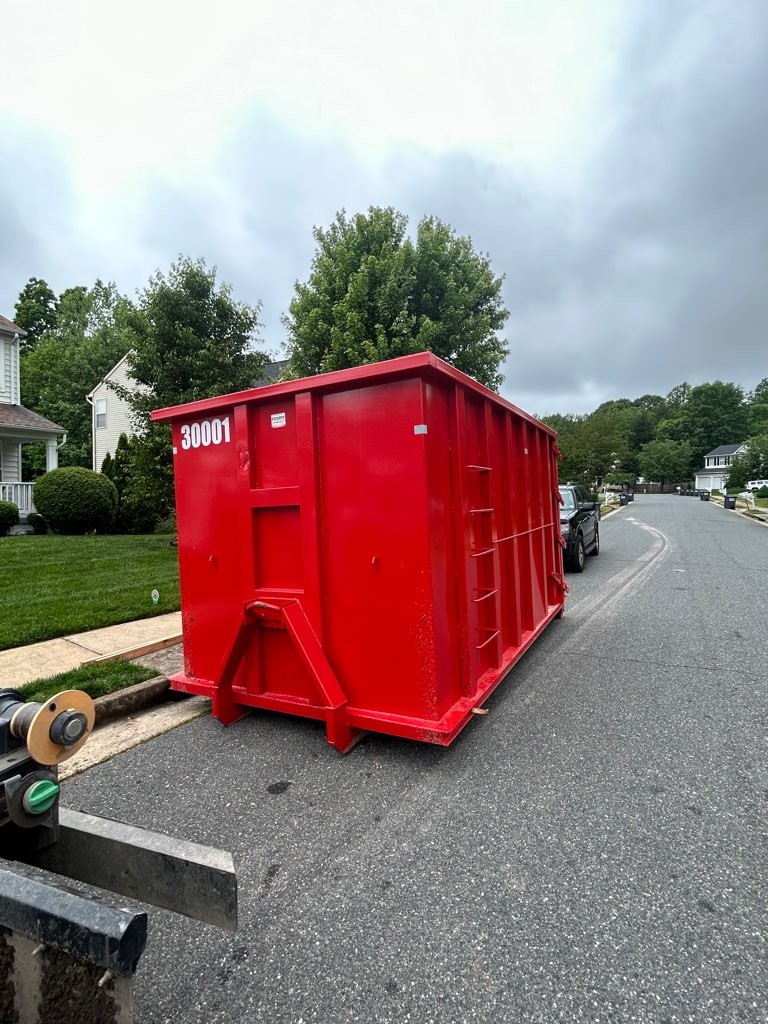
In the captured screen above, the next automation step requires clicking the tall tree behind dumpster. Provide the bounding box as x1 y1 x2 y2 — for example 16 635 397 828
14 277 59 352
283 207 510 391
123 257 269 526
20 282 135 472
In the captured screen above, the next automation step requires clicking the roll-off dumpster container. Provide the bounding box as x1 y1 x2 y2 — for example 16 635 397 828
152 354 567 751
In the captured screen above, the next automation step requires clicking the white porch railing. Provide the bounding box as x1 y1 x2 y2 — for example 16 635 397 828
0 482 35 516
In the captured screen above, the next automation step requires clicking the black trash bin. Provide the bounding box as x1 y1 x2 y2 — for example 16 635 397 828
700 490 710 501
724 495 737 509
627 491 635 502
619 494 629 506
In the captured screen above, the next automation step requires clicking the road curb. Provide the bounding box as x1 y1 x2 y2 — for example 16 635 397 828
93 675 189 726
711 498 768 528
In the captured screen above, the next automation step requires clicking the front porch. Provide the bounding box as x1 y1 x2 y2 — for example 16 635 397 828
0 420 65 520
0 480 34 516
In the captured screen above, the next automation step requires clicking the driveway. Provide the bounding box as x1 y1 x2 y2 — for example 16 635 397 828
63 494 768 1023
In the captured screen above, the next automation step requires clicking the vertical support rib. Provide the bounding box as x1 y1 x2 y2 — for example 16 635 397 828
503 414 523 649
519 421 534 632
483 400 504 670
447 386 475 694
295 392 324 642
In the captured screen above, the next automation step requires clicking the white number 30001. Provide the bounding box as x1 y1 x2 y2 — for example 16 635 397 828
179 416 231 450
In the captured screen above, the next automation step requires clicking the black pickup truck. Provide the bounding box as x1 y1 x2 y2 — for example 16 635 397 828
559 483 600 572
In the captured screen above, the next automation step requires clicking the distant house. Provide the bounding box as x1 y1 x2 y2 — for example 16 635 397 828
252 359 289 386
695 443 747 491
86 353 139 471
0 315 66 517
87 355 288 472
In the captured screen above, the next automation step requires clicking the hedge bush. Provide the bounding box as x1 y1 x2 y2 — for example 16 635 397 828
32 467 118 534
757 485 768 499
0 500 19 536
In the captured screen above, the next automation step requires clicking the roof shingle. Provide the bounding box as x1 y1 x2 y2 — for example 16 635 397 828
0 315 26 336
0 404 64 433
704 443 745 458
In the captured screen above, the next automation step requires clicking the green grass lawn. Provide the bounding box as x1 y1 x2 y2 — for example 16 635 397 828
0 535 180 650
18 660 159 702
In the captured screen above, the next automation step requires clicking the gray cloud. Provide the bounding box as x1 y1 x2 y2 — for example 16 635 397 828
2 1 766 417
0 118 77 302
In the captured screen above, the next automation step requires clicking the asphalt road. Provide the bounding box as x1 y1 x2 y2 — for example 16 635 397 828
64 495 768 1023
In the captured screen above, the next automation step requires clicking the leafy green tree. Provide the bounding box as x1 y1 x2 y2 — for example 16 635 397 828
638 439 693 488
14 278 58 352
655 380 748 471
666 382 692 411
747 378 768 436
630 394 667 449
540 412 585 441
123 257 268 524
20 282 135 471
284 207 509 390
726 434 768 490
100 451 114 480
556 418 630 487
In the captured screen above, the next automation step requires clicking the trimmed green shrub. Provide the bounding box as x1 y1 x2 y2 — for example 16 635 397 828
32 468 118 534
27 512 48 534
0 500 19 536
153 512 177 535
100 451 115 480
757 485 768 499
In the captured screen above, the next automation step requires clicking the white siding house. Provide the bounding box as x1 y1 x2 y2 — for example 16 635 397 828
86 353 139 471
0 315 66 517
694 443 747 491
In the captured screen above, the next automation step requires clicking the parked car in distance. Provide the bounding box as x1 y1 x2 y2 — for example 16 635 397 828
559 483 600 573
746 479 768 491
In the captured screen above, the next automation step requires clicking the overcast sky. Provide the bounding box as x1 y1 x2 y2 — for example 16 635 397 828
1 0 766 414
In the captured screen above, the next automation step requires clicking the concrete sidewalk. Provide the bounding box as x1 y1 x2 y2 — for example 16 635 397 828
0 611 183 687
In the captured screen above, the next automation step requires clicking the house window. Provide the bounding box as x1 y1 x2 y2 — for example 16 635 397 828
96 398 107 429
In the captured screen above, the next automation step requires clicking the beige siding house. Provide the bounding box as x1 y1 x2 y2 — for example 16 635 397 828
0 315 66 516
86 353 138 471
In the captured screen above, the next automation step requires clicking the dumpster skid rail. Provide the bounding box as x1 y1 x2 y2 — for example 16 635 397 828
0 687 237 1024
154 353 567 752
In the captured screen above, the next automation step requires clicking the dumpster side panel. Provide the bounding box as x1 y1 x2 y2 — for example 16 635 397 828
317 378 445 721
422 379 464 720
441 387 564 713
239 395 319 703
170 413 245 686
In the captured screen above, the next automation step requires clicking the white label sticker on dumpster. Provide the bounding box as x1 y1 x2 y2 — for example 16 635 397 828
271 413 287 428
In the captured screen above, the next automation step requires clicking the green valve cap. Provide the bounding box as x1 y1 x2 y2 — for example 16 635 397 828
23 780 60 815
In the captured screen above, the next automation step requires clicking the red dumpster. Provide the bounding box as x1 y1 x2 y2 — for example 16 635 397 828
152 353 566 752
